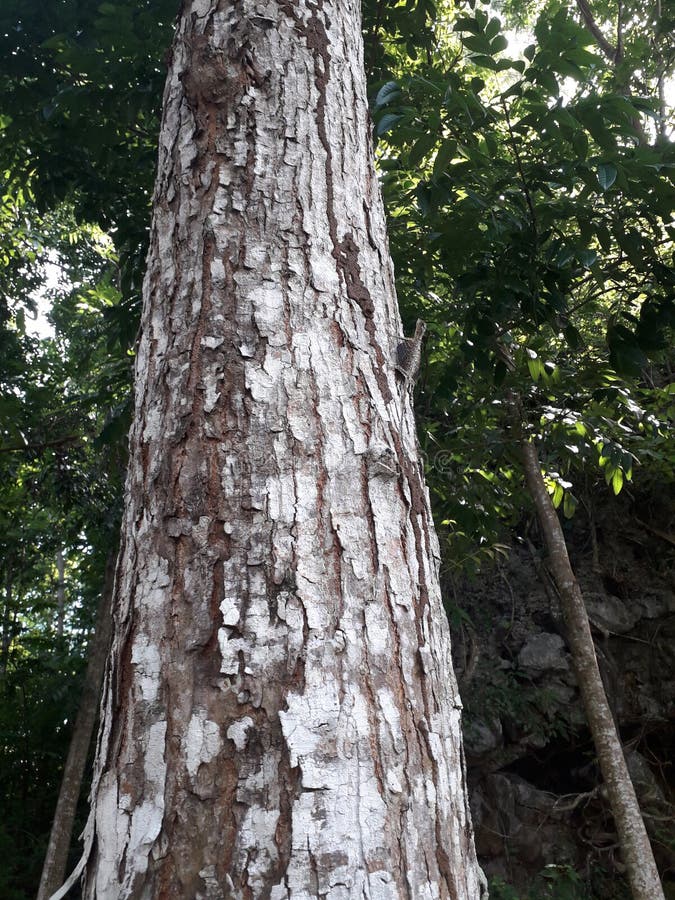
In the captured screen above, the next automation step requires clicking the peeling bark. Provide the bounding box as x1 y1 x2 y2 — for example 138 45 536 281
521 440 665 900
67 2 483 897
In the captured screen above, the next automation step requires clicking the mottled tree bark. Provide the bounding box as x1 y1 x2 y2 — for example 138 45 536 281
522 440 664 900
38 551 116 900
57 2 484 897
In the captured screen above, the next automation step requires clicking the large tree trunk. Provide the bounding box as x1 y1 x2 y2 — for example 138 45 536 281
521 440 664 900
37 550 116 900
56 2 484 897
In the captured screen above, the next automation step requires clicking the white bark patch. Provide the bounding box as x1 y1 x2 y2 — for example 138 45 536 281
203 373 222 414
131 634 162 703
219 596 240 627
93 722 167 899
364 601 392 660
201 335 224 349
93 773 130 900
377 687 405 754
279 681 340 777
185 713 222 778
218 627 245 677
226 716 254 751
197 866 223 900
386 772 403 795
123 798 163 887
235 806 280 893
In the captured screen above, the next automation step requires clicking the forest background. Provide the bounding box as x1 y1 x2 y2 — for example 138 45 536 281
0 0 673 897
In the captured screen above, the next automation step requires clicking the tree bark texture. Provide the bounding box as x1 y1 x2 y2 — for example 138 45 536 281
521 440 664 900
38 550 116 900
69 2 483 898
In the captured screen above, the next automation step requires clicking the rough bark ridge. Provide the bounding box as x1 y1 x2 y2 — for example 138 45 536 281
78 1 482 896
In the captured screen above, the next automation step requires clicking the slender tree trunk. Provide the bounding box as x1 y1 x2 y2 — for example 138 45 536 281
521 440 664 900
55 2 484 898
1 564 13 675
55 550 66 639
655 0 669 141
38 549 116 900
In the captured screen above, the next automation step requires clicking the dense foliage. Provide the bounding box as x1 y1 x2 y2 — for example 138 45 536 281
372 0 674 573
0 0 672 896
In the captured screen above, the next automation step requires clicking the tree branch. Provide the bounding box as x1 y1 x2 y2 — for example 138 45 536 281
0 434 84 454
575 0 617 62
501 100 538 239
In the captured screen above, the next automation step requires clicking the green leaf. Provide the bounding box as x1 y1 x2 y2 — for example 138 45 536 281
469 54 499 70
615 229 644 268
376 113 404 136
611 467 624 495
595 223 612 252
409 132 438 167
630 96 659 118
454 16 483 35
433 139 458 179
607 324 648 375
572 131 588 159
576 106 617 151
374 81 402 109
563 492 578 518
462 34 493 55
485 16 502 39
41 34 69 50
554 244 575 267
527 353 545 382
564 324 581 349
484 132 498 156
532 69 559 96
577 248 597 268
597 163 617 190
